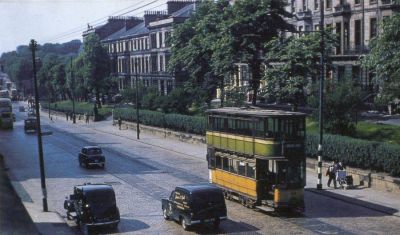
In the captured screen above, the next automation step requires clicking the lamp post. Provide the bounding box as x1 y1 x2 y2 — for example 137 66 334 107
70 57 76 124
29 39 48 211
317 0 325 190
135 61 140 139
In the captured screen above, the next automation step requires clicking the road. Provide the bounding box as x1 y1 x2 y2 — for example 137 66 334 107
1 102 400 234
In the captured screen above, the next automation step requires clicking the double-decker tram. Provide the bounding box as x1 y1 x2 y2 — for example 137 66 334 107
206 108 306 212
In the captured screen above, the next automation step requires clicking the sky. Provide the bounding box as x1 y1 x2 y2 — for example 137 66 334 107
0 0 168 55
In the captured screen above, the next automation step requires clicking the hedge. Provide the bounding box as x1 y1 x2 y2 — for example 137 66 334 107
43 101 112 120
113 108 206 135
306 133 400 177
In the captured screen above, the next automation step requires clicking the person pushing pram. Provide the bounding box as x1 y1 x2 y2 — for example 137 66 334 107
335 161 353 189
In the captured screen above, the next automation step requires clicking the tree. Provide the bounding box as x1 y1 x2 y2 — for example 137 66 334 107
169 0 232 107
81 34 110 108
228 0 294 105
362 13 400 106
309 78 364 136
264 31 337 110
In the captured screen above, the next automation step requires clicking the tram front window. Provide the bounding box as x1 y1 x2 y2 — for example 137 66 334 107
277 161 305 188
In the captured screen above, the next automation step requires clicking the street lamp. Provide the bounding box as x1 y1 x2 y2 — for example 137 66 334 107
70 57 76 124
317 0 325 190
29 39 48 212
135 61 140 139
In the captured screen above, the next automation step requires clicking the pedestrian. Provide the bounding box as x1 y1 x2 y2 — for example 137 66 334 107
66 112 69 121
337 161 344 171
85 113 89 124
326 161 338 189
118 117 122 130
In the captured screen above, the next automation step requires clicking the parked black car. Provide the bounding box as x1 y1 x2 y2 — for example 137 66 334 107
64 183 120 231
161 184 227 231
79 146 105 169
24 117 37 133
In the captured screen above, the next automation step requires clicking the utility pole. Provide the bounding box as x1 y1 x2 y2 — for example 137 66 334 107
135 61 140 139
70 57 76 124
29 39 48 211
317 0 325 190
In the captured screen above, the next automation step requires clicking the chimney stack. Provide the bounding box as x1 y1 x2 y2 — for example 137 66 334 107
143 11 168 26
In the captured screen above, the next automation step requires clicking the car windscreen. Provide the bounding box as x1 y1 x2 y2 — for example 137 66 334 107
85 190 115 207
190 190 225 212
87 148 102 155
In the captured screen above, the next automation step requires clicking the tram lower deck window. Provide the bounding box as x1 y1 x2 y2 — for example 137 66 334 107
222 157 229 171
216 155 222 169
246 163 255 178
238 161 246 176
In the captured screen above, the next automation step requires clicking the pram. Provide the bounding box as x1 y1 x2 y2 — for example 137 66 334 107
336 170 353 189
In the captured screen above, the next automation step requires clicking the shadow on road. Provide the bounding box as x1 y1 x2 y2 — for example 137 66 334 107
305 189 398 218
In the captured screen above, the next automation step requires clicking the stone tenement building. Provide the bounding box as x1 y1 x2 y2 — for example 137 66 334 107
287 0 399 90
83 1 196 95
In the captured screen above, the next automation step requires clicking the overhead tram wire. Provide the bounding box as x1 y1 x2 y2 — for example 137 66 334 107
41 0 154 42
43 0 163 43
44 0 162 43
45 2 166 43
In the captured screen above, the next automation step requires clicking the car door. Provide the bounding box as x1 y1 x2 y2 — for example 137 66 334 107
168 191 178 221
173 190 186 220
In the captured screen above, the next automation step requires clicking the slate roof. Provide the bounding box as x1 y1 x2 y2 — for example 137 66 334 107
102 4 194 42
103 22 148 41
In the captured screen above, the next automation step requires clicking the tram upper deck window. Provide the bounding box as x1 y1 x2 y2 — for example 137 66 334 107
266 117 305 139
236 119 252 136
254 118 265 138
208 116 228 132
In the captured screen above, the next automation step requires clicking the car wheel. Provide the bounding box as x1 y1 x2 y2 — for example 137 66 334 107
213 218 220 230
85 162 89 169
75 217 81 226
109 222 118 230
163 208 169 220
101 164 105 169
181 217 189 231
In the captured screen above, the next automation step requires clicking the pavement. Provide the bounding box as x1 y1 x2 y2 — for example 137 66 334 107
2 103 400 234
0 154 38 234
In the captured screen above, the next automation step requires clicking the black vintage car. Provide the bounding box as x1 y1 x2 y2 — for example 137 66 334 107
24 117 37 133
64 183 120 231
79 146 105 169
161 184 227 231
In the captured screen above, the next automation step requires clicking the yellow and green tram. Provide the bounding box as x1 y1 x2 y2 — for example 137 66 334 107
206 108 306 212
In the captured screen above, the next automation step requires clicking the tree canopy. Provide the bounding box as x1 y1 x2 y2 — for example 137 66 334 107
169 0 294 107
362 13 400 104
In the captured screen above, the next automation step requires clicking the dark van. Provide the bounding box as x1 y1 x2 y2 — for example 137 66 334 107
24 117 37 133
161 184 227 231
64 183 120 232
